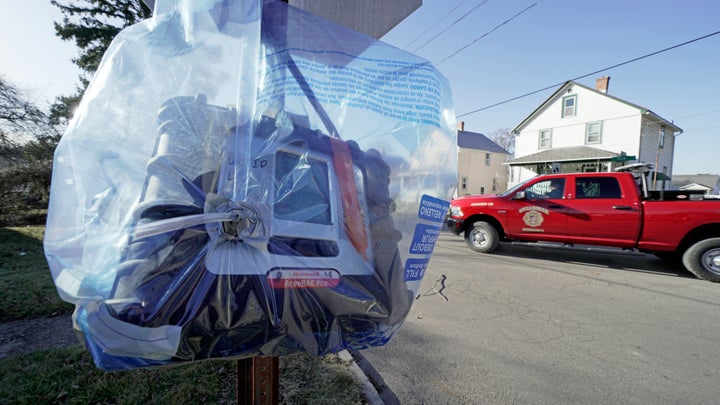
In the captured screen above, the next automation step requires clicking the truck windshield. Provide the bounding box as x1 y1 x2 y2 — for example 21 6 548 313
499 177 536 197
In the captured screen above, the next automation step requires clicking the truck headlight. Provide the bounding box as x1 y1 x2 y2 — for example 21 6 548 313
450 206 463 217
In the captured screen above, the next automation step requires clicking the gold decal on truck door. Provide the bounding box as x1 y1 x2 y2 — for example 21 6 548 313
519 206 549 230
523 211 544 227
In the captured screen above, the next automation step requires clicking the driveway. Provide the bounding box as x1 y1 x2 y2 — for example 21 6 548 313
361 232 720 404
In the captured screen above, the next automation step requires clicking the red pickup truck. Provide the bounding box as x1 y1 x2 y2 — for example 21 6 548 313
446 167 720 282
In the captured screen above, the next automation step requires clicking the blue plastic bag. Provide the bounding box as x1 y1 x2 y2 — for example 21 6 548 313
45 0 456 370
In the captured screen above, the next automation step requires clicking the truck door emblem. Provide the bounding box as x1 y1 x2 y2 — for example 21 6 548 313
519 206 549 228
523 210 544 227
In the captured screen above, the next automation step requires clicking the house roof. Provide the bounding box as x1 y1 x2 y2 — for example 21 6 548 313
677 183 712 191
504 146 619 165
511 81 683 135
457 130 509 154
671 174 720 190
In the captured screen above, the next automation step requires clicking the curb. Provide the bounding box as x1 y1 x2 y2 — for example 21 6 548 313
338 350 383 404
345 350 401 405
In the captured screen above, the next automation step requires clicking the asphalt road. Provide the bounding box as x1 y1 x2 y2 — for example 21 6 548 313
362 231 720 404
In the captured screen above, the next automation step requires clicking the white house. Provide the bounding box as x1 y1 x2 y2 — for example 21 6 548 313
456 122 510 196
508 77 682 188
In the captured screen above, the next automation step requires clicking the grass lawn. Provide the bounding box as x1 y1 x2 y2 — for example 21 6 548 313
0 348 364 404
0 226 73 321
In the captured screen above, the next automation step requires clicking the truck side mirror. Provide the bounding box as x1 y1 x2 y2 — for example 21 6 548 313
512 191 526 200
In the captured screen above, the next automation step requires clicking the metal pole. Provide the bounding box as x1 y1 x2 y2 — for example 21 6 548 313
236 356 280 405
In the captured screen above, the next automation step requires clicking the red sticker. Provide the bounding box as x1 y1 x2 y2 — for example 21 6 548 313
268 268 341 289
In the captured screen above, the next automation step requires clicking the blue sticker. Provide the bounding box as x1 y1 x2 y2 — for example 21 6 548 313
409 223 441 255
404 258 429 281
418 194 450 224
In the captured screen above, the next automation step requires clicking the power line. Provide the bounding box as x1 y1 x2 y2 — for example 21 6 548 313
435 0 544 66
681 125 720 132
458 29 720 118
412 0 491 53
672 109 720 120
405 0 473 49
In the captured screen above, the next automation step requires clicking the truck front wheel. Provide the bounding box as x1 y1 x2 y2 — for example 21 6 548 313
465 221 499 253
682 238 720 282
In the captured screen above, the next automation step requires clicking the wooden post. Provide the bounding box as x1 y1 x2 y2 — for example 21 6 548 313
237 2 281 404
236 356 280 405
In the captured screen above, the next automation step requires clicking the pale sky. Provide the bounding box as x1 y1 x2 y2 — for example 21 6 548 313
1 0 79 108
2 0 719 175
381 0 720 175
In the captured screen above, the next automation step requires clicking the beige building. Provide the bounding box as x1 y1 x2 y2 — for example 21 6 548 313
456 122 510 196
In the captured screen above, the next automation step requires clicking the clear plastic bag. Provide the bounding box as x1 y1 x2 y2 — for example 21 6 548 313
45 0 457 370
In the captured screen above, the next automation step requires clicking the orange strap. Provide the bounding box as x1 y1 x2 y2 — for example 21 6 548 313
329 138 369 260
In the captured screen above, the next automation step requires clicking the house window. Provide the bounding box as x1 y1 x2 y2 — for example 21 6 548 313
461 176 467 191
539 129 552 149
562 95 577 117
586 121 602 144
492 178 498 193
480 186 485 194
485 153 491 166
659 126 666 148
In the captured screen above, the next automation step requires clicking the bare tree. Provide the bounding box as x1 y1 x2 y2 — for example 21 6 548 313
0 77 57 160
485 127 514 193
0 77 59 225
487 127 515 156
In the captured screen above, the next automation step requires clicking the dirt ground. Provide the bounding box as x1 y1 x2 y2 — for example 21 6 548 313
0 314 80 359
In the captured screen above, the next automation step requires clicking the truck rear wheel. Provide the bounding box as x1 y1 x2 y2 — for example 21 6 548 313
465 221 499 253
682 238 720 282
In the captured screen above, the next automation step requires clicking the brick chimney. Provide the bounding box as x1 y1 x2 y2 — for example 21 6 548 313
457 121 465 131
596 76 610 94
